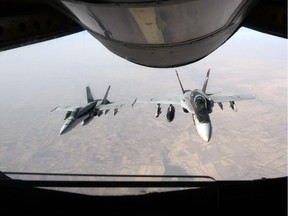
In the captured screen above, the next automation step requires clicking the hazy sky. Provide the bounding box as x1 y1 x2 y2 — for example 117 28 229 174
0 27 286 185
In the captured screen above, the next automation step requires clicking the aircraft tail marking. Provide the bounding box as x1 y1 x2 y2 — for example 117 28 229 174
86 86 94 103
202 68 210 93
175 70 185 93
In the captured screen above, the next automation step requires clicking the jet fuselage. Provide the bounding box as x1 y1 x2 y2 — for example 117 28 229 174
181 89 213 142
59 100 100 135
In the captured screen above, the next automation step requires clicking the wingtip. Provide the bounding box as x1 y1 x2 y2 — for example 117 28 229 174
50 106 59 112
131 98 137 108
255 95 262 102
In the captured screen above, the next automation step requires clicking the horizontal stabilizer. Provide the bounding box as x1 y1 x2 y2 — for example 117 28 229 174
209 94 256 103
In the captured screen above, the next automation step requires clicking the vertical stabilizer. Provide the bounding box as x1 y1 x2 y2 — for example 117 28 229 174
103 85 111 103
202 68 210 93
86 86 94 103
175 70 185 93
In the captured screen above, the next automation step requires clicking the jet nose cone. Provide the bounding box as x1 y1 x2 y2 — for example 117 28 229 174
59 125 67 135
59 118 75 135
196 122 212 142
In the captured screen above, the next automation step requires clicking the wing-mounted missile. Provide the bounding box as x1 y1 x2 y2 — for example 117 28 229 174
229 101 237 112
82 115 94 126
155 104 162 118
217 102 223 110
105 110 110 115
166 104 175 122
114 108 118 116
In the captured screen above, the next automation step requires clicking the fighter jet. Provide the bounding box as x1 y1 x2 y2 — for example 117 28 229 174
51 85 134 135
137 69 256 142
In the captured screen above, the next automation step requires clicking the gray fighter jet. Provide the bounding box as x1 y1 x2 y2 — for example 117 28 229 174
51 85 133 135
138 69 256 142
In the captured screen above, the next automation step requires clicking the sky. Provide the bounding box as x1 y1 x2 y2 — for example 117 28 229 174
0 27 286 194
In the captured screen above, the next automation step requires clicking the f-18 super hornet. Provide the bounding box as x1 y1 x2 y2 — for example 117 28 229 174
138 69 256 142
51 85 136 135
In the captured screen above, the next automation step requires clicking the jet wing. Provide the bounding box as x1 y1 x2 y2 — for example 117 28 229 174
98 100 135 111
137 95 182 105
208 94 256 103
50 106 79 112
